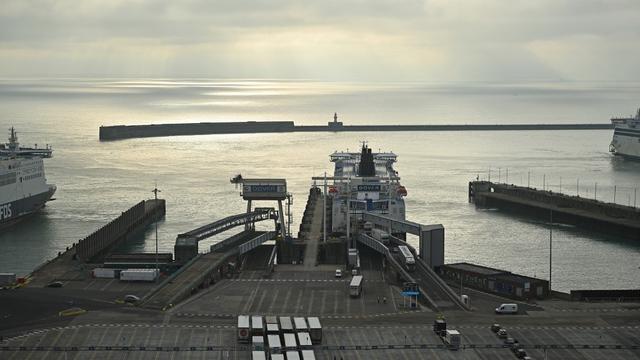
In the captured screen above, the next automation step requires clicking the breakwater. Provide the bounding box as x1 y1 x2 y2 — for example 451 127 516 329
99 121 613 140
469 181 640 240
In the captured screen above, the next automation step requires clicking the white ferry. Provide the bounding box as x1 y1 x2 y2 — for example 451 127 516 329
610 108 640 159
0 128 56 229
327 143 406 234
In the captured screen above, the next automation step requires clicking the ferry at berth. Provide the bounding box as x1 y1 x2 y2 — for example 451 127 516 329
0 127 56 229
610 107 640 159
327 143 407 236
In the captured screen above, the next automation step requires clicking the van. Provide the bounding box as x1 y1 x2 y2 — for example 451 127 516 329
495 303 518 314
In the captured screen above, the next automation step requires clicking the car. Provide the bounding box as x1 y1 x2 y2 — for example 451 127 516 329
497 329 507 338
490 323 501 333
351 269 358 276
522 356 533 360
335 269 342 278
504 337 516 346
124 295 140 303
515 349 528 358
46 281 63 288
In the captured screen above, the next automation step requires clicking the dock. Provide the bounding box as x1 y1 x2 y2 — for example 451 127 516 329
469 181 640 239
99 120 613 140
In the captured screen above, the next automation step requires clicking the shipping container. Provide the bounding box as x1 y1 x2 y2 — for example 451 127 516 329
238 315 251 343
306 317 322 344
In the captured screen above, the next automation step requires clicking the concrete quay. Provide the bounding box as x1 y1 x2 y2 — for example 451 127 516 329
469 181 640 240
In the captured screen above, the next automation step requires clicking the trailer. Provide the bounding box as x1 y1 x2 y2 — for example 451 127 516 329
371 228 390 244
301 350 316 360
349 275 363 297
267 323 279 334
267 334 282 354
286 351 301 360
283 333 297 351
238 315 251 343
307 317 322 344
251 315 265 336
91 268 116 279
444 329 461 350
252 336 265 351
119 268 158 281
251 350 266 360
279 316 294 333
297 332 312 349
293 317 307 332
398 246 415 272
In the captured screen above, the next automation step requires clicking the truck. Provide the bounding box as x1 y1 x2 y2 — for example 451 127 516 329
119 269 158 282
444 329 461 350
349 275 363 298
371 228 390 244
398 246 415 272
0 273 16 287
238 315 251 343
307 317 322 344
348 248 358 267
252 335 265 351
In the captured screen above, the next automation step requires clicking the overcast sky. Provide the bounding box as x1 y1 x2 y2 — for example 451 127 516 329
1 0 639 81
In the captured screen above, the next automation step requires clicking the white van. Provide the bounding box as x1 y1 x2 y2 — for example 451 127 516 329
495 303 518 314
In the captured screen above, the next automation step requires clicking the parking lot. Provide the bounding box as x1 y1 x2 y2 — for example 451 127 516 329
2 322 639 359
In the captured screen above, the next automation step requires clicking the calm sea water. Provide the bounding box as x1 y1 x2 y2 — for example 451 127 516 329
1 79 639 292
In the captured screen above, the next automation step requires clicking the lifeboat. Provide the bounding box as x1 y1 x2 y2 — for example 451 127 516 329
397 186 407 197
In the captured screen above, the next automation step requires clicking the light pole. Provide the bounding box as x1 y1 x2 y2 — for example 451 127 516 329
323 172 327 243
549 209 553 293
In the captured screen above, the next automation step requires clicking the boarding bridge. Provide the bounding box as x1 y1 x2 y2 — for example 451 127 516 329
362 212 444 268
357 233 467 311
174 209 277 263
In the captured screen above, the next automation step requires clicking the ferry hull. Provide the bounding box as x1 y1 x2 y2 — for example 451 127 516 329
0 185 56 230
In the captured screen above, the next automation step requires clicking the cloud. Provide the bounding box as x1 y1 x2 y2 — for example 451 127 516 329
1 0 639 80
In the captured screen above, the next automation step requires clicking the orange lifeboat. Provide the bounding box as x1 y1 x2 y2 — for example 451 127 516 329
397 186 407 197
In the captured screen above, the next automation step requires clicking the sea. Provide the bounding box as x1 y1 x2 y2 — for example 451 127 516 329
1 79 639 293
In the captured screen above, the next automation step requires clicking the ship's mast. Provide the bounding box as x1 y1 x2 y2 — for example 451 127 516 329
8 127 19 152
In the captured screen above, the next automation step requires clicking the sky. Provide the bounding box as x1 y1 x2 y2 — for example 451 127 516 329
1 0 639 81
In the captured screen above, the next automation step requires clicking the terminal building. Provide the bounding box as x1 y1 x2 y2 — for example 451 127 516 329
439 262 550 300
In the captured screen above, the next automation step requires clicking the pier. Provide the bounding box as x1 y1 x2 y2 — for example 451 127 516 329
99 120 613 140
469 181 640 239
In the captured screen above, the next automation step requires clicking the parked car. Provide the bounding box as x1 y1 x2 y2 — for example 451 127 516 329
490 323 501 333
504 337 516 346
335 269 342 278
497 329 508 338
124 295 140 303
46 281 63 288
515 349 528 358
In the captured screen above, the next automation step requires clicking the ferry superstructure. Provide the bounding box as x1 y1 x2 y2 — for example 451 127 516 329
327 143 406 234
0 127 56 229
610 108 640 159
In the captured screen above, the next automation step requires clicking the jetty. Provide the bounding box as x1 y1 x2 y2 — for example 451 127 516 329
469 181 640 240
99 116 613 140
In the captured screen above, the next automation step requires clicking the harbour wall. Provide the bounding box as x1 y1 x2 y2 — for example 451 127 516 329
469 181 640 240
99 121 613 140
76 199 166 262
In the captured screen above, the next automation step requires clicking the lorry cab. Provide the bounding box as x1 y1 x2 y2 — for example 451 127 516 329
495 303 518 314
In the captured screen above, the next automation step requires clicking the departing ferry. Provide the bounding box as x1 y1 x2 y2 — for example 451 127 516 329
0 128 56 229
610 108 640 159
327 142 406 235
